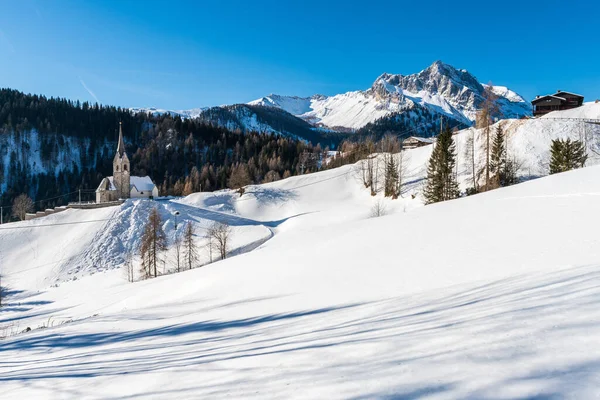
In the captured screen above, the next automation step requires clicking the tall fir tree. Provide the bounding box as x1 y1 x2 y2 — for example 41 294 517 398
490 125 506 188
384 154 399 199
423 126 460 204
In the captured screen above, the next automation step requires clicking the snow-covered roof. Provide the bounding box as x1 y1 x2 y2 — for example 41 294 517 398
404 136 435 144
554 91 584 98
130 176 156 192
531 95 566 104
96 177 116 191
95 176 156 192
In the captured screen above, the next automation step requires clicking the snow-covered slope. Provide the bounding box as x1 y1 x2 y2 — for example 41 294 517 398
541 101 600 119
251 61 532 130
132 103 338 144
2 106 600 398
3 160 600 398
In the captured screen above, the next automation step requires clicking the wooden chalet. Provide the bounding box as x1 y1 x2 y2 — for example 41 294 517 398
532 90 584 116
402 136 435 149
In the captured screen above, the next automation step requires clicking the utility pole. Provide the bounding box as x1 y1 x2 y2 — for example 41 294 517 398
1 206 3 225
79 189 81 204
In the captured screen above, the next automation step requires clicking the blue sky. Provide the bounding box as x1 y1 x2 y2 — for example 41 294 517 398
0 0 598 110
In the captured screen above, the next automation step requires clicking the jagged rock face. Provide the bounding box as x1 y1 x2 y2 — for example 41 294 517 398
370 61 527 123
247 61 531 132
133 61 531 142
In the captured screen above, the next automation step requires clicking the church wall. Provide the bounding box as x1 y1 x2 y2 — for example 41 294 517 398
96 190 117 203
130 187 155 199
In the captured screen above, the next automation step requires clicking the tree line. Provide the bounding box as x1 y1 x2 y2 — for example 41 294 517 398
0 88 328 220
125 207 232 282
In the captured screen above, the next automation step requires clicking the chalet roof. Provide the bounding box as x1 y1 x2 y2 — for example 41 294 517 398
553 91 584 98
404 136 435 144
531 95 566 104
532 91 585 104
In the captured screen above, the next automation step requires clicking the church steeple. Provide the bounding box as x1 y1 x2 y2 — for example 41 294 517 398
113 122 131 199
117 121 126 157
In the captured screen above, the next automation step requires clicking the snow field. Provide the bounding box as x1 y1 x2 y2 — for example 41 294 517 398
2 105 600 398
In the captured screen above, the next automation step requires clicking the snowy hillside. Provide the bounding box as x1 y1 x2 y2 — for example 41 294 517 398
132 103 340 144
251 61 532 130
2 105 600 398
3 156 600 397
0 130 111 195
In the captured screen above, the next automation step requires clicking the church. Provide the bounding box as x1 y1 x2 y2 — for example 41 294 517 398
96 123 159 203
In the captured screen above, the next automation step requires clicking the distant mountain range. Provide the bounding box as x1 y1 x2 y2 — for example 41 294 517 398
132 61 532 143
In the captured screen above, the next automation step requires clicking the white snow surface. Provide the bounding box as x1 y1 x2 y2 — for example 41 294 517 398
541 101 600 119
2 110 600 398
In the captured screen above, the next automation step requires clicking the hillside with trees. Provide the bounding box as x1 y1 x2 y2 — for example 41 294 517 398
0 88 325 219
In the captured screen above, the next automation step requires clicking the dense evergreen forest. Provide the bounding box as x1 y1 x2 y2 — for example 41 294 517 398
0 89 326 219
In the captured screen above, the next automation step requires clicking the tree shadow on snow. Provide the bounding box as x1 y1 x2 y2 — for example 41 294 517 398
2 265 600 398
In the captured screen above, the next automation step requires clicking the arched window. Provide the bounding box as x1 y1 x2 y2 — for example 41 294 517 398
116 165 119 172
124 164 128 171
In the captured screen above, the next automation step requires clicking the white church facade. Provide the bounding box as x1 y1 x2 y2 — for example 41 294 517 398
96 123 159 203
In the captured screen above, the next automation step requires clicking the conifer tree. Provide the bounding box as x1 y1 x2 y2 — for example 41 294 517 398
549 138 587 174
490 125 506 188
384 154 399 198
423 126 460 204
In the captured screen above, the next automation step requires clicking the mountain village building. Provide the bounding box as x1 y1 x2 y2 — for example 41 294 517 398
532 91 584 116
402 136 435 149
96 123 159 203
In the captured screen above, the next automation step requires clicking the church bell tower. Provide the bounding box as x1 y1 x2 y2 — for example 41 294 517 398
113 122 131 199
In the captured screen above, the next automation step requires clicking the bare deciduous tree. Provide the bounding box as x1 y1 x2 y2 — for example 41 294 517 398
228 164 252 196
207 222 231 260
183 221 199 270
123 252 135 283
464 129 478 193
12 194 34 221
139 207 168 278
477 83 501 191
370 199 387 218
396 148 410 198
173 231 183 272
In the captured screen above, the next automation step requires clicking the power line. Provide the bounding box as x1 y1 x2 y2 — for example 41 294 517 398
0 218 113 231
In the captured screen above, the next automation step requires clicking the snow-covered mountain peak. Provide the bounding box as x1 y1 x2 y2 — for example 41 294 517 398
132 62 531 140
249 61 532 132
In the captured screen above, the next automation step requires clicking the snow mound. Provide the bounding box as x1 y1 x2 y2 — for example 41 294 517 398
541 102 600 120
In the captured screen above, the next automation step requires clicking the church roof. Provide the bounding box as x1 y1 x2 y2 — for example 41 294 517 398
130 176 157 192
117 122 126 157
95 176 157 193
95 177 115 191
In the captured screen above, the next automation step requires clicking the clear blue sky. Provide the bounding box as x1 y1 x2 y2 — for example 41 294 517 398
0 0 598 110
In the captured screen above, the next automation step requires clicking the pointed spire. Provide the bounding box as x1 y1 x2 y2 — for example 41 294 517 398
117 121 125 157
